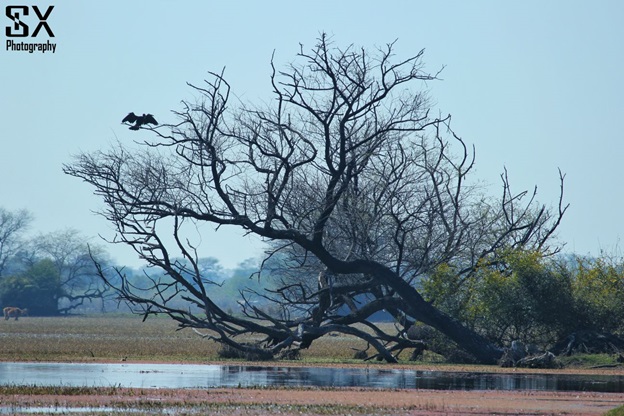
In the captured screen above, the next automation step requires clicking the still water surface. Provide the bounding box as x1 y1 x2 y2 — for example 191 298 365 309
1 362 623 392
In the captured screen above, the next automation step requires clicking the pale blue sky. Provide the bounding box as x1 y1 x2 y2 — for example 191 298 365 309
1 1 623 268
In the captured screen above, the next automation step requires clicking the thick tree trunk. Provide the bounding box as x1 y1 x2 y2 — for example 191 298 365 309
329 257 504 364
409 298 503 364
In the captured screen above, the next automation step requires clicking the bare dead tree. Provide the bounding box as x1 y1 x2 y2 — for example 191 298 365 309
64 34 567 363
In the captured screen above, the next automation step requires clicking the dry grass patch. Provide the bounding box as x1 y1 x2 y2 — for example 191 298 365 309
0 315 374 363
0 315 220 362
0 316 446 364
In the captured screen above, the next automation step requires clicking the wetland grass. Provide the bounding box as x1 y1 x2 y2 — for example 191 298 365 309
2 314 624 370
0 314 395 364
0 315 220 363
607 405 624 416
3 315 624 415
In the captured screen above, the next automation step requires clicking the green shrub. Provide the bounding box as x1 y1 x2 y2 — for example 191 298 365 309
569 256 624 334
423 249 624 351
605 404 624 416
423 250 576 347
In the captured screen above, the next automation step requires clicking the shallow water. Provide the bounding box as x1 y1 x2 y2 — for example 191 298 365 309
1 362 623 392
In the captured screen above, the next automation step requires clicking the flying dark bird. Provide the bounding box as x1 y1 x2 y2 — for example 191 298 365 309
122 112 158 130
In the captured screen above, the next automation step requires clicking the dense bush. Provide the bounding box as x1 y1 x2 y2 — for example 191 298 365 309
569 256 624 333
422 249 624 349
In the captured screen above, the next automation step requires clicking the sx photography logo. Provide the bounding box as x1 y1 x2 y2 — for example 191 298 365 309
5 5 57 53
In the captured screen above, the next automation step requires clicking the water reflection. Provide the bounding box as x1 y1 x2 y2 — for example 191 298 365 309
413 370 624 392
1 362 623 392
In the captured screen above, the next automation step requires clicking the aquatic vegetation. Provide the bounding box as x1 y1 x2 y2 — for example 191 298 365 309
606 405 624 416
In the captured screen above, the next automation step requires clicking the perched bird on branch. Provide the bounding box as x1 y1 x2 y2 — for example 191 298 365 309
122 112 158 130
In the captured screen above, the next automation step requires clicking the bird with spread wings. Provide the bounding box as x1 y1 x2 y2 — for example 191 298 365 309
122 112 158 130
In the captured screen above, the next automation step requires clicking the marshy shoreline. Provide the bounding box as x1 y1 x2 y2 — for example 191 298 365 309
2 315 624 415
3 383 624 415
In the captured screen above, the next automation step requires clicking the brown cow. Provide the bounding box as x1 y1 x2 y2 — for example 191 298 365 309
3 307 28 321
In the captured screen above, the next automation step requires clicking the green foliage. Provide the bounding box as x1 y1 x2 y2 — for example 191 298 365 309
424 250 575 346
474 250 575 344
423 249 624 349
0 259 63 315
422 264 473 324
569 256 624 333
558 353 619 368
605 404 624 416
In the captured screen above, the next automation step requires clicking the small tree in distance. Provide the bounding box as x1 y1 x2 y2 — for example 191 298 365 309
0 207 32 277
64 34 567 363
0 259 61 315
32 229 110 314
0 228 111 315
